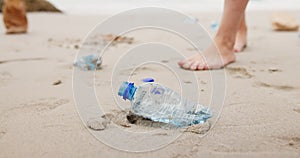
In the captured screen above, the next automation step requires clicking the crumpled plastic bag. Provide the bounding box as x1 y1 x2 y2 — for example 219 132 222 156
73 54 102 70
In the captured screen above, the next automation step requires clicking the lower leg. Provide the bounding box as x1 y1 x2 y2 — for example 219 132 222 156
178 0 249 70
234 14 248 52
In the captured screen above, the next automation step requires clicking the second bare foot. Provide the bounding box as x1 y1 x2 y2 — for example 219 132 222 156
178 38 236 70
234 27 247 53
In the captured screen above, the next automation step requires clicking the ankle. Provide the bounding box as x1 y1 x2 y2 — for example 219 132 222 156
238 25 247 34
214 36 235 50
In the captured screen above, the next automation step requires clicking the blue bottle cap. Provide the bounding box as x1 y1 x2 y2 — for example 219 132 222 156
118 82 137 101
142 78 154 82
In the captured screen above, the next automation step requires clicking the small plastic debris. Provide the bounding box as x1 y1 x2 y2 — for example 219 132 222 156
142 78 155 82
74 54 102 70
184 16 199 24
52 80 62 85
210 21 219 31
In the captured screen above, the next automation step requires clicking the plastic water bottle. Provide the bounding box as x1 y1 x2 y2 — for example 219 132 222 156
118 81 212 127
74 54 102 70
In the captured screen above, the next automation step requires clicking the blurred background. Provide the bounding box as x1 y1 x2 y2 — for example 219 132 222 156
47 0 300 14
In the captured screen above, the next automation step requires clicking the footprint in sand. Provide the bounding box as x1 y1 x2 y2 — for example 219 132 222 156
95 81 111 87
48 38 81 49
172 153 190 158
21 98 69 112
293 108 300 113
93 110 174 130
184 122 211 134
0 131 6 139
254 81 295 91
73 34 134 49
288 137 300 147
60 64 73 70
278 137 300 148
93 109 210 135
119 69 137 76
161 60 169 63
86 110 132 130
119 66 158 76
0 58 45 65
226 66 253 79
0 71 13 86
135 66 158 72
0 71 13 80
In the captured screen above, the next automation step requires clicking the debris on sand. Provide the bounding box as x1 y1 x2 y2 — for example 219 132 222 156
101 34 134 45
47 38 81 49
183 16 198 24
73 54 102 71
210 21 219 31
268 67 281 73
52 80 62 85
272 13 299 31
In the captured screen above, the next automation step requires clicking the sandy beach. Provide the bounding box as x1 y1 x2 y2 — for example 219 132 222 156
0 10 300 157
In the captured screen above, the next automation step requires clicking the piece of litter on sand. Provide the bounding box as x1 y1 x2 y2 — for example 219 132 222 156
73 54 102 71
74 44 80 49
87 117 109 131
288 140 295 146
183 80 192 84
184 16 199 24
268 67 281 73
210 21 219 31
272 13 299 31
101 34 134 45
52 80 62 85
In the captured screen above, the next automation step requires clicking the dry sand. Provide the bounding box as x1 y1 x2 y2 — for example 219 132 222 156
0 11 300 157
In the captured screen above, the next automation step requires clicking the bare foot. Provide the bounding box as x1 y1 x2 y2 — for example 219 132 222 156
6 27 27 34
234 28 247 53
178 38 236 70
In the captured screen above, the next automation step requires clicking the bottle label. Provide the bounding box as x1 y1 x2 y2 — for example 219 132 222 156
150 87 165 95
